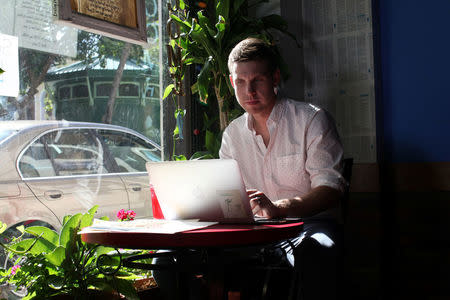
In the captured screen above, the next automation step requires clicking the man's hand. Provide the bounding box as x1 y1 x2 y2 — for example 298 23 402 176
248 186 342 218
247 189 282 219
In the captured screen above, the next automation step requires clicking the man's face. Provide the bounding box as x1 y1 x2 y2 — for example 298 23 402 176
229 60 280 119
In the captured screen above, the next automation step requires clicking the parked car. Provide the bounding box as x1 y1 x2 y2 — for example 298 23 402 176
0 120 161 249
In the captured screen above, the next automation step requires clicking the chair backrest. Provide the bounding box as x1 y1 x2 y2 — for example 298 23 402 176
341 158 353 222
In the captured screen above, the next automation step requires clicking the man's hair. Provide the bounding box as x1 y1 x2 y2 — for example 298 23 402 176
228 38 278 73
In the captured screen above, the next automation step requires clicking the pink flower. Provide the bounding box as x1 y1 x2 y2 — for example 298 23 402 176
117 209 136 221
11 265 20 275
126 210 136 220
116 209 126 220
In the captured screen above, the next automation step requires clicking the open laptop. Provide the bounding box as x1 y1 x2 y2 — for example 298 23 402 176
145 159 300 224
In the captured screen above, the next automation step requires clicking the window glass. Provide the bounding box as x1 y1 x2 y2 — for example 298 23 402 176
19 129 112 177
119 83 139 97
145 84 159 98
96 83 113 97
58 87 71 100
0 0 162 148
72 85 89 98
98 129 161 173
19 139 55 178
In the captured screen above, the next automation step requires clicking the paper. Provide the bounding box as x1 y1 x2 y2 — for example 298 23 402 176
79 219 218 234
301 0 376 162
0 33 19 97
0 0 78 57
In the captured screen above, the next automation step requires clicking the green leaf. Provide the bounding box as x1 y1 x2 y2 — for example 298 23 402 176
173 155 187 161
191 81 199 94
88 205 99 216
197 57 213 103
0 68 4 74
179 0 185 10
214 15 226 41
47 274 64 289
8 237 54 255
16 225 25 234
190 151 214 160
163 84 174 99
0 221 6 234
216 0 230 21
110 278 139 300
80 206 97 230
62 215 72 225
59 213 82 248
169 14 192 32
45 246 66 267
25 226 59 247
197 11 216 39
174 108 185 119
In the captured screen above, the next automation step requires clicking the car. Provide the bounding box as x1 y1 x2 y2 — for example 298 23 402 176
0 120 161 256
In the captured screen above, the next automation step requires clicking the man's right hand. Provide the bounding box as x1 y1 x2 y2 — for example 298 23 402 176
247 189 283 219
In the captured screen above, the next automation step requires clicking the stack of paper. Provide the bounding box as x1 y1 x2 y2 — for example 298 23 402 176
79 219 217 234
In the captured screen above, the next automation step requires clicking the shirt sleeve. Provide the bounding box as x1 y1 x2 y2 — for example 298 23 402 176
219 127 233 160
305 109 346 193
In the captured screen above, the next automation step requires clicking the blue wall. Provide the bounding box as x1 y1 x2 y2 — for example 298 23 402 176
377 1 450 162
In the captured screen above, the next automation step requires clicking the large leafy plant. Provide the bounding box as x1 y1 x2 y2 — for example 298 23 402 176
0 206 139 300
163 0 297 159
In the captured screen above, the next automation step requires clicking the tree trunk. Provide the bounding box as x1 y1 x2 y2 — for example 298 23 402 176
102 42 132 124
16 55 56 119
214 86 229 131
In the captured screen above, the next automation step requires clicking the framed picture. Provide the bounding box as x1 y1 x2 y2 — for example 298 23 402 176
53 0 147 45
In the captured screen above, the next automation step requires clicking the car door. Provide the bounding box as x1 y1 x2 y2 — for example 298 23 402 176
18 128 129 222
96 129 161 219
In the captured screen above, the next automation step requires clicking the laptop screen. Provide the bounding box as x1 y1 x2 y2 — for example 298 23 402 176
146 159 253 222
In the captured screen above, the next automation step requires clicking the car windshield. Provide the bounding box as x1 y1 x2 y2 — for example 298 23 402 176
0 129 16 144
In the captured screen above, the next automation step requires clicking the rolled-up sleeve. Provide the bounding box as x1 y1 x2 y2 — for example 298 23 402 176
305 109 346 193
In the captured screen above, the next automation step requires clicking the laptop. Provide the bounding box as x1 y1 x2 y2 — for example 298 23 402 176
145 159 300 224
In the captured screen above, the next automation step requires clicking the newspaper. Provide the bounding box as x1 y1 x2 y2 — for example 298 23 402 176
79 219 218 234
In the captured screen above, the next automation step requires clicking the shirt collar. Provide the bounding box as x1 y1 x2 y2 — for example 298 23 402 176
244 96 286 132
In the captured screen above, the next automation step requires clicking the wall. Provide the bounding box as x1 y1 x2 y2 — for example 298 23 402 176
280 1 450 299
375 1 450 299
377 0 450 163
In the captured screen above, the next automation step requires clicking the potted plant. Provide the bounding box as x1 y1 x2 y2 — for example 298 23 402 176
0 206 141 300
163 0 298 159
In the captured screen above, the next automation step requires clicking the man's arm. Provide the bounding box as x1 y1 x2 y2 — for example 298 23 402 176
249 186 342 218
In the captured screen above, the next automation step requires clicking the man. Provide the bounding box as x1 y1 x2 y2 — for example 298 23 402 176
220 37 346 299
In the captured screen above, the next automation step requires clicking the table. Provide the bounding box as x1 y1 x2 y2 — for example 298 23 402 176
81 222 304 249
81 222 303 299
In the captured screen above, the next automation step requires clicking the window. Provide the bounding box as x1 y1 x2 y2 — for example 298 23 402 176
0 0 162 146
19 128 112 177
98 129 161 173
95 83 113 97
119 83 139 97
72 84 89 98
58 86 71 100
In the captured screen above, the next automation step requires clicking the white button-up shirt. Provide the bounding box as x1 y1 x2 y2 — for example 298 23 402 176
219 97 345 219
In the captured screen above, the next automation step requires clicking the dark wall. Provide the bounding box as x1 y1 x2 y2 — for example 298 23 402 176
374 1 450 299
376 0 450 163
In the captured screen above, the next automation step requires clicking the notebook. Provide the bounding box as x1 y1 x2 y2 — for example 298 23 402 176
145 159 300 224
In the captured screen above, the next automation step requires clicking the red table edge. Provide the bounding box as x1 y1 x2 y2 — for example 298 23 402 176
81 222 304 249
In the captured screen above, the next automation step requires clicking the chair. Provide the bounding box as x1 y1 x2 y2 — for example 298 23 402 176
229 158 355 300
341 158 354 223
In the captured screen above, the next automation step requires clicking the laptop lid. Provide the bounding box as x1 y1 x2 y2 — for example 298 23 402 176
145 159 254 222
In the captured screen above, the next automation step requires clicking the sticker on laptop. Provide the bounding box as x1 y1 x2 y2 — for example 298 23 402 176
216 190 246 218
